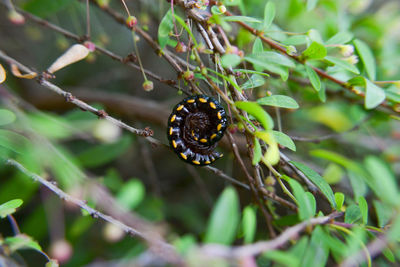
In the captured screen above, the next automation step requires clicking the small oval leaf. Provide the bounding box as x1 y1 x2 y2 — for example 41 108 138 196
204 187 240 245
257 95 299 109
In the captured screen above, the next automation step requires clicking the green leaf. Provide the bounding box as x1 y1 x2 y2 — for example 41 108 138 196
325 31 353 45
233 69 270 77
46 260 59 267
241 74 265 90
5 234 42 252
348 171 368 200
0 109 16 126
335 192 345 211
373 201 392 228
263 2 276 30
23 0 73 17
322 163 344 184
221 54 242 68
204 187 240 245
290 161 336 208
365 79 386 109
358 196 368 225
28 113 73 139
307 29 323 43
116 179 145 211
282 35 308 46
307 0 319 11
235 101 274 129
252 137 262 165
244 55 289 81
305 65 321 91
257 95 299 109
288 178 315 220
347 76 367 87
0 199 23 218
173 235 196 255
262 250 299 267
382 248 395 263
272 130 296 151
388 215 400 242
249 52 296 68
301 226 329 267
290 237 309 259
242 206 257 244
223 16 261 23
158 10 173 49
77 135 132 168
310 149 366 177
325 56 360 74
365 156 399 205
0 129 31 154
252 37 263 54
301 42 327 60
344 204 361 224
354 39 376 80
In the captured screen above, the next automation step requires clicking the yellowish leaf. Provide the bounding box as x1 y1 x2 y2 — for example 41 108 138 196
255 131 280 165
47 44 89 74
0 64 6 83
11 64 38 79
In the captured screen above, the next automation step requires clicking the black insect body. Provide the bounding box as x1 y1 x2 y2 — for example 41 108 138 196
167 95 228 166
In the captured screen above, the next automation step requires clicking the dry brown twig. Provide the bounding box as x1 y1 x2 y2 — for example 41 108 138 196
198 211 343 259
5 159 184 265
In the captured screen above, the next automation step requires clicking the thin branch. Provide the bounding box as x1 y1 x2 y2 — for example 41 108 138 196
0 49 154 138
88 0 205 94
340 235 388 267
12 7 184 93
199 212 343 259
7 214 21 235
203 165 250 190
4 159 172 248
221 10 397 114
226 131 276 237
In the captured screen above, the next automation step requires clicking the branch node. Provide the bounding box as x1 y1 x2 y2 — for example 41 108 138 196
96 109 108 118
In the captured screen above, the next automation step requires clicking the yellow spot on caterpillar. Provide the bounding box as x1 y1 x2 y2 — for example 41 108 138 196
209 102 216 109
176 105 184 111
170 115 176 122
180 153 187 160
187 99 195 103
169 127 173 135
172 140 177 148
217 124 222 131
217 112 222 120
219 153 224 157
191 130 195 136
194 136 198 141
205 161 211 164
200 138 207 143
211 133 217 139
199 98 207 103
192 160 200 165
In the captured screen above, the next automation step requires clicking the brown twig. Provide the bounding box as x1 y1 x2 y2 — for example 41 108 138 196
340 235 387 267
13 7 185 93
199 211 343 258
0 49 154 138
226 131 277 237
222 10 397 114
5 159 183 265
88 0 203 94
